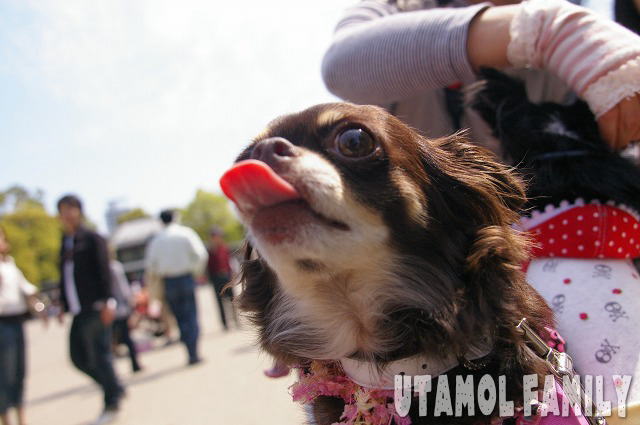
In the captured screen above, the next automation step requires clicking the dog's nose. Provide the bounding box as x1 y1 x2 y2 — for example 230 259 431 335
251 137 298 164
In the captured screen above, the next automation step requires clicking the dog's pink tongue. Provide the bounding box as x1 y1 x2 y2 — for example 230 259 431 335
220 160 300 212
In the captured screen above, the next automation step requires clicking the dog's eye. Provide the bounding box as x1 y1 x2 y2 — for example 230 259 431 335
335 129 376 158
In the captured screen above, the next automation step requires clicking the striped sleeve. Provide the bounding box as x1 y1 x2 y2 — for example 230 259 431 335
321 1 490 104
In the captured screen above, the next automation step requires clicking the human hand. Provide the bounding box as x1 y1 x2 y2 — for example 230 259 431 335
27 295 46 317
597 93 640 151
147 299 162 319
100 304 116 326
57 311 65 325
127 313 140 329
30 297 49 328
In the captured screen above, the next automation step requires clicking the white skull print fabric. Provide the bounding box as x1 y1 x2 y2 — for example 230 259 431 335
527 258 640 411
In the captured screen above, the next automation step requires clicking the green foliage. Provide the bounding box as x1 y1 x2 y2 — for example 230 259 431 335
0 186 243 285
0 186 60 285
181 189 244 244
117 208 150 224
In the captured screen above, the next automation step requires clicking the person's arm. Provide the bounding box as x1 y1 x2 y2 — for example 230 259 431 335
110 261 132 306
15 263 37 298
467 0 640 149
116 262 132 301
466 5 514 73
57 240 68 316
321 1 490 104
93 233 113 301
13 264 47 321
145 271 163 308
220 245 231 275
205 248 214 281
143 237 163 306
186 229 208 276
325 0 639 148
92 233 116 324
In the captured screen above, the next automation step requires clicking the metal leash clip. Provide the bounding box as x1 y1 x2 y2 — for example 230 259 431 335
516 318 606 425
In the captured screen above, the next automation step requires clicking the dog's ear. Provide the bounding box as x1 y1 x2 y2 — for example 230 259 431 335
233 243 280 343
428 134 527 225
234 242 293 359
423 135 551 348
424 134 530 272
234 241 277 317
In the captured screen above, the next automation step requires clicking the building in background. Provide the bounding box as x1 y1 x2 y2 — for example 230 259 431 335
110 217 162 282
105 200 132 235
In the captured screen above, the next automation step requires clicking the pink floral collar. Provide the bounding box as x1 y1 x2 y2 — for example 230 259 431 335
291 361 411 425
289 328 569 425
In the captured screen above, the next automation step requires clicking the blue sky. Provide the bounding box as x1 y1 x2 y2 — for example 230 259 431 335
1 0 615 232
1 0 346 231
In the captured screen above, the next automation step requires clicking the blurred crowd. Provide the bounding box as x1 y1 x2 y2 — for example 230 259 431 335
0 194 238 425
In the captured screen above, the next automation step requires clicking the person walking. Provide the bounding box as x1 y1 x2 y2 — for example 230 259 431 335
109 257 142 373
57 195 124 425
144 210 207 365
206 227 238 331
0 227 42 425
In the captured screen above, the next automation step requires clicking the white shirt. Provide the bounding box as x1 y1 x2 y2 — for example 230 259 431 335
110 260 132 319
144 223 207 278
0 256 37 316
63 235 81 315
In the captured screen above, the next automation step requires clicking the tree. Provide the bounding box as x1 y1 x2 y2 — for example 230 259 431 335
181 190 244 244
0 186 60 285
0 185 44 214
116 208 150 225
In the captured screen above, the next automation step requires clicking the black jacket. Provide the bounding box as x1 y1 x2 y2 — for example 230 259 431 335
58 227 113 313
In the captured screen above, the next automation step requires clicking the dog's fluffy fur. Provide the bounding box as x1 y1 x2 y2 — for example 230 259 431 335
231 102 554 424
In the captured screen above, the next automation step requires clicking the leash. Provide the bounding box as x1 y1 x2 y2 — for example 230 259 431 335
516 318 606 425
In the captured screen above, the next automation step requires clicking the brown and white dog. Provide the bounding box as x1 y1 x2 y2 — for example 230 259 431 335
220 103 556 424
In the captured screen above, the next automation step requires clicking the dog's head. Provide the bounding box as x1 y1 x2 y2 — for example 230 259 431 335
221 102 550 366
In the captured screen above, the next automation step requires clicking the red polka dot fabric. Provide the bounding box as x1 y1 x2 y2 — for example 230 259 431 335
528 205 640 259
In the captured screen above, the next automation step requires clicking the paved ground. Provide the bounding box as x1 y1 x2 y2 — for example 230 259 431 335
22 285 303 425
